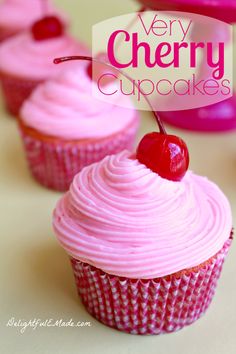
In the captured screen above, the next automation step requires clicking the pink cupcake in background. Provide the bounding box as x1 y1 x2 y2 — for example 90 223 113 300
0 0 65 42
53 124 233 334
0 14 89 115
19 65 140 191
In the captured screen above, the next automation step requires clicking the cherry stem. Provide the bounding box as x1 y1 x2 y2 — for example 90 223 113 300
54 56 167 134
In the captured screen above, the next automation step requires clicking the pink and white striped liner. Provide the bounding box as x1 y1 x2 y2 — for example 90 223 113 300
0 72 41 116
19 117 139 191
70 237 232 335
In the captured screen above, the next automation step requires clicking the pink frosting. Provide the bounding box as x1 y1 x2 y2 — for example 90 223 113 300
53 150 232 279
0 32 89 79
20 66 138 139
0 0 63 30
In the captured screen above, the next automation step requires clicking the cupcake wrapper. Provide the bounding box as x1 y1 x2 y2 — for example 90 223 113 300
70 237 232 335
19 117 139 191
0 72 41 116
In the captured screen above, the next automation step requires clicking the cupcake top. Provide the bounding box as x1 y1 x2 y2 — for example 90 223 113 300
0 32 89 79
20 66 138 140
53 150 232 279
0 0 62 31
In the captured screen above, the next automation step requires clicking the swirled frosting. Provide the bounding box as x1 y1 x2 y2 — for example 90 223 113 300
0 0 64 31
20 66 138 139
53 150 232 279
0 32 89 79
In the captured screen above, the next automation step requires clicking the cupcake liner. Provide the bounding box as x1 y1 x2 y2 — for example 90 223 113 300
70 237 232 335
19 116 139 191
0 72 41 116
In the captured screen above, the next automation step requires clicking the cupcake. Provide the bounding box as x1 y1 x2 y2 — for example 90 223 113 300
53 118 233 334
0 0 65 42
19 64 140 191
0 15 89 115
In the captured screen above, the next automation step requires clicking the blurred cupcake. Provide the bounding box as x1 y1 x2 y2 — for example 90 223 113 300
53 143 232 334
0 14 89 115
19 66 140 191
0 0 66 42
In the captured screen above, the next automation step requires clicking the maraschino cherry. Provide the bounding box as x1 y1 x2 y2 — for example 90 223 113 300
137 131 189 181
54 55 189 181
31 0 64 41
32 15 64 40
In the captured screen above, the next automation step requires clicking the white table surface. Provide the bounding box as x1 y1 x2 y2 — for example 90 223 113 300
0 1 236 353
